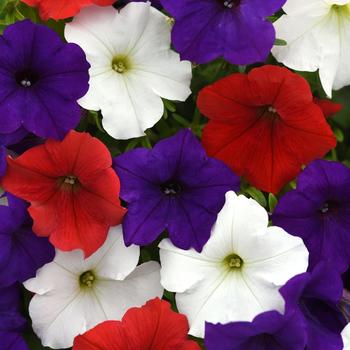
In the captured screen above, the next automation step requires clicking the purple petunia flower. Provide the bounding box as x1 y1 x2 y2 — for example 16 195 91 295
272 160 350 273
0 284 28 350
0 193 55 287
0 20 90 140
113 129 240 251
205 308 307 350
160 0 286 65
280 262 347 350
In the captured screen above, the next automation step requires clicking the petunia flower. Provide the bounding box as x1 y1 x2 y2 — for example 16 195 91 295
0 20 90 140
159 191 309 337
0 193 54 287
161 0 286 65
113 129 240 251
123 0 162 9
1 130 126 257
73 298 200 350
24 226 163 349
64 3 192 140
272 1 350 97
205 308 307 350
272 160 350 273
21 0 116 20
280 262 347 350
0 284 28 350
197 65 336 194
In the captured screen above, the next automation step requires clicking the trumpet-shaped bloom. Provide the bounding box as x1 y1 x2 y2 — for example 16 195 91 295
65 3 192 140
114 129 240 251
0 20 89 140
24 226 163 349
272 160 350 272
20 0 116 20
205 308 307 350
1 130 126 257
197 65 336 193
161 0 286 65
342 324 350 350
73 298 200 350
272 1 350 97
159 191 309 337
0 193 54 287
280 263 347 350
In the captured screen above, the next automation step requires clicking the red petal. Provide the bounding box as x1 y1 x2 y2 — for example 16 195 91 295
199 66 336 193
1 146 58 203
20 0 115 20
314 98 343 118
72 298 200 350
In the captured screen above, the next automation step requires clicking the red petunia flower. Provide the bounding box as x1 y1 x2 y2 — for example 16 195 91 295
21 0 116 20
1 130 126 257
197 65 336 194
73 298 200 350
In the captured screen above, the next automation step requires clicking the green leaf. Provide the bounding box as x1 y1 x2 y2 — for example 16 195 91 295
268 193 278 213
334 127 344 143
244 187 267 208
274 38 287 46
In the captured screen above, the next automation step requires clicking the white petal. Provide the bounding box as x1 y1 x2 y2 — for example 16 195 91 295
176 271 269 338
86 226 139 281
202 192 268 261
283 0 330 16
93 261 164 320
272 5 346 96
159 238 220 293
342 323 350 350
101 73 164 139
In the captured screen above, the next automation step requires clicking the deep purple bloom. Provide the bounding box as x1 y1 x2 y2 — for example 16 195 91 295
0 284 28 350
205 309 307 350
160 0 286 65
280 263 347 350
0 146 6 178
272 160 350 272
0 19 90 140
113 129 240 251
0 193 55 287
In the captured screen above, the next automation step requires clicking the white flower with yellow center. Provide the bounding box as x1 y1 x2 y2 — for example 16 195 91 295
64 2 192 139
272 0 350 97
159 191 309 338
24 226 163 349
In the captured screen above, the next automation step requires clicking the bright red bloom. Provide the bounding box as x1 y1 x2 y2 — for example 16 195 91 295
197 65 336 194
73 298 200 350
1 130 126 257
314 98 342 118
21 0 116 20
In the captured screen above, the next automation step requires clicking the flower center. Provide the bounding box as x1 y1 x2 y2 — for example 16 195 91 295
223 253 244 270
79 270 95 287
58 175 80 191
15 69 39 88
319 201 338 215
161 182 182 196
320 202 329 214
112 56 130 74
64 175 78 185
221 0 241 8
332 4 350 16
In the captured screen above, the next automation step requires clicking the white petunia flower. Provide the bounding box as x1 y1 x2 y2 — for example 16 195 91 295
159 191 309 338
64 3 192 140
24 226 163 349
272 0 350 97
342 323 350 349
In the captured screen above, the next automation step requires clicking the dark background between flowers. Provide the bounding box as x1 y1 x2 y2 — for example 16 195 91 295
1 0 350 349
